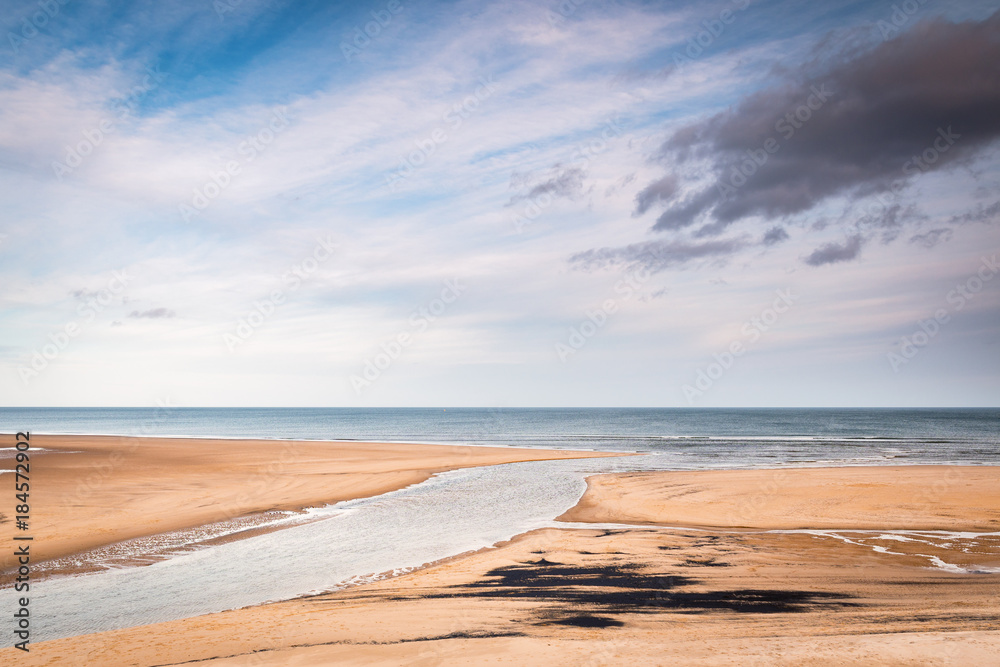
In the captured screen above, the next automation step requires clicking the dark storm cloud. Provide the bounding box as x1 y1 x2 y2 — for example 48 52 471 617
129 308 176 319
644 12 1000 237
804 235 864 266
570 238 747 273
577 12 1000 272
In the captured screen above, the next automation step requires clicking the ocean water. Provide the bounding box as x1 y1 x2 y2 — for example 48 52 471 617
1 408 998 644
1 407 999 467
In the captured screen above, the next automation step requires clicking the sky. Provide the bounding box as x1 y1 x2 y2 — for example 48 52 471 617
1 0 998 408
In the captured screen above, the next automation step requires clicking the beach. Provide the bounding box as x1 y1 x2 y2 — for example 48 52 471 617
1 434 998 665
558 466 1000 531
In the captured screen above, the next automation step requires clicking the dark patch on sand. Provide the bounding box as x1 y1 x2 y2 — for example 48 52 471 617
544 614 625 628
679 557 729 567
406 559 859 623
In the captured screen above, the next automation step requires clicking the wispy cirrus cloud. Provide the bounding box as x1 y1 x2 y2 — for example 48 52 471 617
570 237 749 273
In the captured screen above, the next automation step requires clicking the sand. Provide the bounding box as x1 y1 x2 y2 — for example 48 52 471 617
2 462 999 666
0 434 623 571
557 466 1000 531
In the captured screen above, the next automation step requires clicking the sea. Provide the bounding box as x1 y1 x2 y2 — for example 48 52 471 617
2 406 999 467
1 407 997 644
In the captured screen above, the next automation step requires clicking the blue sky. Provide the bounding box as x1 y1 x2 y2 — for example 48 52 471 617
1 0 998 407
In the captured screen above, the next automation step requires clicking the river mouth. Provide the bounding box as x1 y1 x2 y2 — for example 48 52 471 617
5 455 662 644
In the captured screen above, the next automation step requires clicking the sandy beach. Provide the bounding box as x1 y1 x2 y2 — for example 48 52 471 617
2 441 999 665
558 466 1000 531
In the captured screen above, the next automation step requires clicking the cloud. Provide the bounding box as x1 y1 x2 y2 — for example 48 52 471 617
867 203 917 230
949 199 1000 224
863 202 926 243
604 172 636 198
129 308 175 319
762 226 789 245
570 237 747 273
633 175 678 216
804 235 863 266
635 12 1000 242
507 165 586 206
909 228 953 248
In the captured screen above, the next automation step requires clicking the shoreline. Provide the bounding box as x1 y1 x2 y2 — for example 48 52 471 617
3 430 633 450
